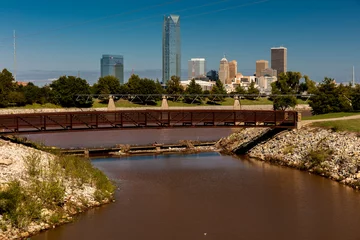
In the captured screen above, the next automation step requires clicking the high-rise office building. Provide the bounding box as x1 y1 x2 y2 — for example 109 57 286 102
100 54 124 84
256 60 269 77
188 58 206 79
162 14 181 83
261 68 277 77
229 60 237 81
271 47 287 75
219 56 229 84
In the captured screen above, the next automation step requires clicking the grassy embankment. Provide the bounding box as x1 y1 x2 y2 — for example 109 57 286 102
10 98 309 109
0 140 115 232
302 112 360 120
300 112 360 132
311 119 360 132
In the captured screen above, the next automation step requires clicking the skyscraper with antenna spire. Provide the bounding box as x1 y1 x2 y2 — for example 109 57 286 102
162 14 181 83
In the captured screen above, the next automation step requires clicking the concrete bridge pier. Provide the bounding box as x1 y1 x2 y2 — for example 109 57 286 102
107 95 116 111
233 96 241 110
161 95 169 109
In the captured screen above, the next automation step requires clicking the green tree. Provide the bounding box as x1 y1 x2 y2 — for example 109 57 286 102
0 69 16 107
309 77 352 114
126 74 142 94
246 81 260 100
351 84 360 111
299 75 317 94
210 79 227 102
184 79 203 103
93 76 121 95
38 85 53 105
166 75 184 95
124 74 163 104
50 76 93 108
7 91 26 106
18 82 41 105
271 71 302 110
155 79 165 95
235 85 246 95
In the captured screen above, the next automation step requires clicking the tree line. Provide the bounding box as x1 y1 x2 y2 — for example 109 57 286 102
0 68 359 115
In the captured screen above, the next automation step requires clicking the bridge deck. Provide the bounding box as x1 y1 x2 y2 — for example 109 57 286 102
0 109 299 134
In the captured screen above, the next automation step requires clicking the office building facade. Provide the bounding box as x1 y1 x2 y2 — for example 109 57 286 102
261 68 277 77
256 60 269 77
162 14 181 83
188 58 206 79
271 47 287 75
229 60 238 81
219 57 229 84
100 54 124 84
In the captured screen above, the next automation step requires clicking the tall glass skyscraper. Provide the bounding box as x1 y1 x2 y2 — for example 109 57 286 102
101 54 124 84
162 14 181 83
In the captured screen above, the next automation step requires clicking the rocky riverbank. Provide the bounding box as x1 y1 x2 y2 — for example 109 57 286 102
0 139 115 239
218 127 360 189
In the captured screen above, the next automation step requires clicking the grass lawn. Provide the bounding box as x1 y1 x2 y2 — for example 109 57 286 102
11 103 62 109
10 97 309 109
311 119 360 132
92 99 154 108
302 112 360 120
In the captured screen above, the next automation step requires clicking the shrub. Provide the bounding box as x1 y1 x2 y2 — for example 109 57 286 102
283 145 294 154
23 152 42 177
0 181 41 228
307 148 333 167
31 180 65 207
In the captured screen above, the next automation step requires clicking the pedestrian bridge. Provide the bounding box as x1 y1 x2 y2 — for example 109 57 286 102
0 109 300 134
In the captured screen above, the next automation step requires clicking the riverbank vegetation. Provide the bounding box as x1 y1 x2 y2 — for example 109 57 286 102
0 140 115 239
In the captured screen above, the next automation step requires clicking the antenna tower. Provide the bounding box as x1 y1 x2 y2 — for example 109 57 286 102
13 30 16 81
353 66 355 86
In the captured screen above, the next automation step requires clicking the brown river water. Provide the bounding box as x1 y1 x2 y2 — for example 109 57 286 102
28 127 360 240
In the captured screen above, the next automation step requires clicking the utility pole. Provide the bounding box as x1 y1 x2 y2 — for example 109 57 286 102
13 30 16 81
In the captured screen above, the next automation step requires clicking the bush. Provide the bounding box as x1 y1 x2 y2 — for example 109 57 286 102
0 181 42 228
23 152 42 177
31 180 65 207
306 148 333 167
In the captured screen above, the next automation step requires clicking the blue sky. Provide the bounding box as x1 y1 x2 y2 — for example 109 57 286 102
0 0 359 84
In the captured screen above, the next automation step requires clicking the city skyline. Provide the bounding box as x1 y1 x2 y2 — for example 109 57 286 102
0 0 359 84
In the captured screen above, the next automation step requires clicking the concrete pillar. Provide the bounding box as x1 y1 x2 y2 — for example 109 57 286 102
84 149 89 157
233 96 241 110
107 95 116 111
161 95 169 109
